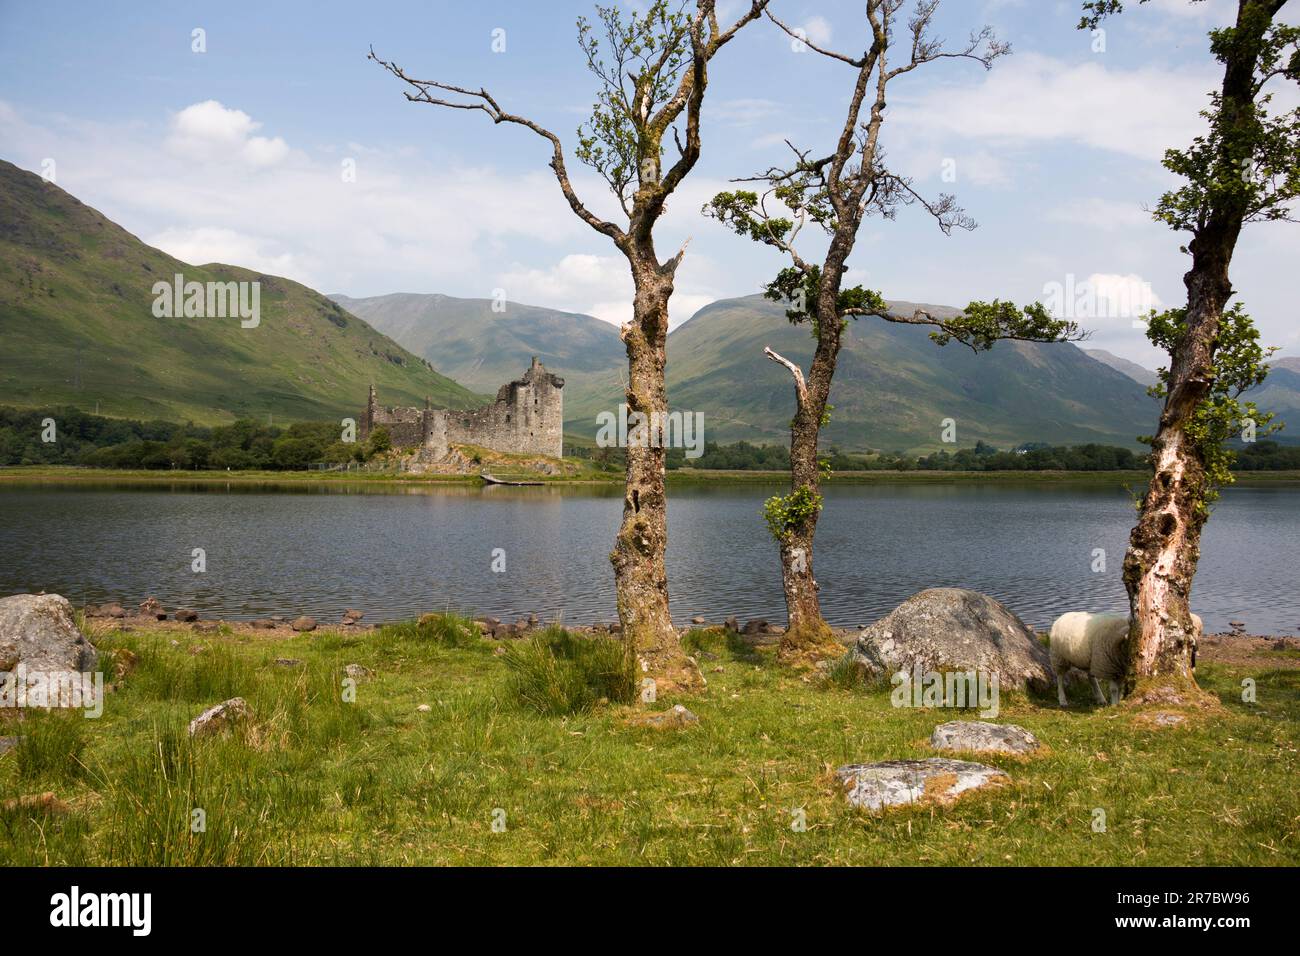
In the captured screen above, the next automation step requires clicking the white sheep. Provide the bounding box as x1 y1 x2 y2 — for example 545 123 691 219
1048 611 1202 707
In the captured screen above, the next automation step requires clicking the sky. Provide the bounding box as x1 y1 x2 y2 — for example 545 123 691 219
1 0 1297 368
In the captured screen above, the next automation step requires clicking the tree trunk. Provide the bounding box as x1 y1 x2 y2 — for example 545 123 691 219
1122 250 1233 702
611 271 701 693
772 294 845 665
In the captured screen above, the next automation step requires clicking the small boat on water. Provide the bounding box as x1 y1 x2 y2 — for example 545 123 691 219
480 471 544 487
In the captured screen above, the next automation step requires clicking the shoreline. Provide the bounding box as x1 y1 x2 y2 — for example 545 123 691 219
6 464 1300 487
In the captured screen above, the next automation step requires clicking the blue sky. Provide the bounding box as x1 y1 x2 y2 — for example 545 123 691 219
1 0 1296 366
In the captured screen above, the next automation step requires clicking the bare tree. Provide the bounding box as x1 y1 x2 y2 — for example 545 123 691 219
1082 0 1298 703
707 0 1085 664
372 1 769 692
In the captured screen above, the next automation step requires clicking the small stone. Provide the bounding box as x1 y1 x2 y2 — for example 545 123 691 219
0 736 20 756
724 616 739 633
269 615 285 622
139 597 163 617
930 721 1041 755
194 622 219 633
690 616 706 625
742 619 767 635
343 663 372 681
342 609 364 621
1151 711 1187 727
416 704 432 713
273 658 302 667
836 758 1008 811
188 697 251 738
632 704 699 729
174 609 199 622
104 603 127 619
290 616 317 632
251 618 277 629
492 646 507 657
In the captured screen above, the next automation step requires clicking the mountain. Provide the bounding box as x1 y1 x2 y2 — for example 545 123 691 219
661 295 1158 452
0 160 481 425
1084 348 1159 388
330 292 627 435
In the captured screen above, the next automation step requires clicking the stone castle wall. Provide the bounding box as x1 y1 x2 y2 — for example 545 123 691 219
361 358 564 460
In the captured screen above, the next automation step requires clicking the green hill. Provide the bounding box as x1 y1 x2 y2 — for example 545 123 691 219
0 160 481 425
663 295 1158 452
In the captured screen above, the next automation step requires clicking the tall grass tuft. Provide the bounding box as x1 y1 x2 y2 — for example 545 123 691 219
126 640 255 703
378 613 481 648
15 710 88 785
502 627 635 716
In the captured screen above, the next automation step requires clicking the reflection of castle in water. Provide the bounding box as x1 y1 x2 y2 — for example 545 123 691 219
361 357 564 460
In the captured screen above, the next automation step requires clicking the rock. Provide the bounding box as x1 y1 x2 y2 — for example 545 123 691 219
139 597 164 618
273 658 302 667
846 588 1053 692
188 697 251 738
251 619 277 629
631 704 699 729
930 720 1041 755
690 616 706 625
1150 711 1187 727
194 622 219 634
343 663 372 681
492 645 506 657
742 619 768 635
290 616 317 632
836 758 1009 811
527 613 538 627
174 609 199 622
1 791 70 815
104 603 127 619
724 616 739 633
342 609 364 621
0 736 20 756
0 593 98 707
416 704 432 713
269 615 285 622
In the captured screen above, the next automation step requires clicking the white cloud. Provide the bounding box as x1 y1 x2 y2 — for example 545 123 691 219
146 226 310 282
1047 197 1156 231
892 52 1216 163
166 100 289 167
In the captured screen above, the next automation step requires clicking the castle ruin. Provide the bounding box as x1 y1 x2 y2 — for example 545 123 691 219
361 357 564 460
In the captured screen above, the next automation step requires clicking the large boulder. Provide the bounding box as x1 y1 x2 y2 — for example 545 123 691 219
0 593 98 682
847 588 1052 692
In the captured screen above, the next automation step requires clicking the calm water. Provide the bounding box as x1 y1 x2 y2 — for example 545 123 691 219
0 480 1296 634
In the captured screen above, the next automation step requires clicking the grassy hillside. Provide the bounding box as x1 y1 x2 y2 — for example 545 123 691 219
662 295 1157 453
0 160 482 425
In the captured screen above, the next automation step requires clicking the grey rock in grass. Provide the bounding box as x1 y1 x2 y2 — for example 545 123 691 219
848 588 1053 692
930 720 1041 755
188 697 251 738
343 663 372 681
635 704 699 729
0 594 98 707
0 736 20 756
273 658 302 668
290 616 317 632
836 757 1009 811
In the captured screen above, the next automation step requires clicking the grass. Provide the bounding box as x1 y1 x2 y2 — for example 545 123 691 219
503 626 636 716
1 616 1297 866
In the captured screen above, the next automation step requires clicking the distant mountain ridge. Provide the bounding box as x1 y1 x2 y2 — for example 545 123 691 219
0 159 480 425
340 290 1164 452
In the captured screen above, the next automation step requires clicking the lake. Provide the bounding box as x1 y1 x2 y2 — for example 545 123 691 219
0 479 1296 634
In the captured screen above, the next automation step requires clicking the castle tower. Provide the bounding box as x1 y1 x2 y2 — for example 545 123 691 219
364 384 377 440
420 395 433 445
